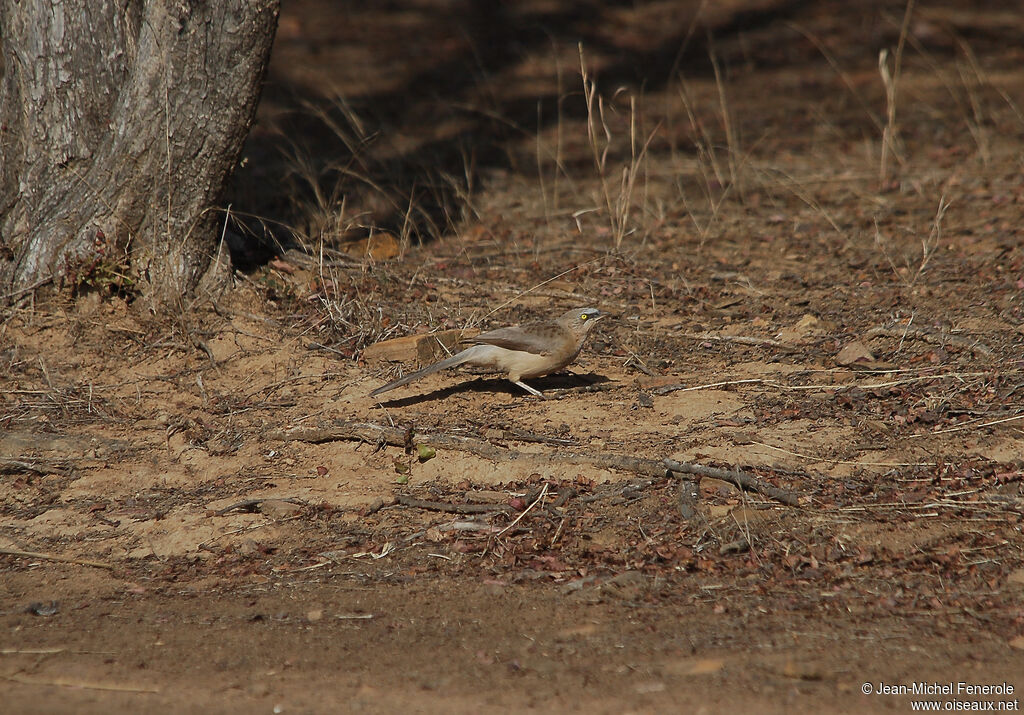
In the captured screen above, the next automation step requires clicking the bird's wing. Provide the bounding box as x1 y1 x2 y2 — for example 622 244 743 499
468 323 564 356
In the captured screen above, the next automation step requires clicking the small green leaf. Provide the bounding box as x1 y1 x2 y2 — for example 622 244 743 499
395 474 409 485
416 444 436 462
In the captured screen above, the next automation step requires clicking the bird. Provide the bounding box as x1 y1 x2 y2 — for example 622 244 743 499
370 307 605 399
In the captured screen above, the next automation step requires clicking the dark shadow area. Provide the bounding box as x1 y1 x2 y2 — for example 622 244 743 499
373 371 610 406
224 0 819 265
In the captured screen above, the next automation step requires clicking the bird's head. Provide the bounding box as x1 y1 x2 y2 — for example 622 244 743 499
559 307 605 336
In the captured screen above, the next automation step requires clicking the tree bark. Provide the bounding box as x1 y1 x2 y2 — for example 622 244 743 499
0 0 279 304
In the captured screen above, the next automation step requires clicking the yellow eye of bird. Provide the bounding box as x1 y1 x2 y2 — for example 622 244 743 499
580 313 588 320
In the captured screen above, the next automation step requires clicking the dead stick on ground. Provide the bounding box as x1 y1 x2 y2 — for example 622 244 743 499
0 548 114 570
270 421 802 507
270 422 669 476
213 497 306 516
866 326 993 358
676 332 799 351
662 459 801 506
548 382 624 396
651 378 772 396
395 495 513 515
497 483 548 537
1 673 159 693
0 459 72 476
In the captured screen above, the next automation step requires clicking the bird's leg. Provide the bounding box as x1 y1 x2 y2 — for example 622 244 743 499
512 380 547 399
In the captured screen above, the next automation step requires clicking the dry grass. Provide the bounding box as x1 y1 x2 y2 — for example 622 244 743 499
873 193 950 288
877 0 916 185
671 43 761 246
276 93 447 262
578 44 655 251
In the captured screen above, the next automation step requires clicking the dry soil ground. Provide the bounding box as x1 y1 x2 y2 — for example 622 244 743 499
3 1 1024 713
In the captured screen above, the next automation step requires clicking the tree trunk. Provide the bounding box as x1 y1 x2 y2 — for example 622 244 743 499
0 0 279 304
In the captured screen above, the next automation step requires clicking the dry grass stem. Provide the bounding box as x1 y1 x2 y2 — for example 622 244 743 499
496 483 549 537
878 0 916 184
579 44 654 249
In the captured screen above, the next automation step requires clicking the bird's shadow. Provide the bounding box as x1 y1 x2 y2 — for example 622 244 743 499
373 372 609 407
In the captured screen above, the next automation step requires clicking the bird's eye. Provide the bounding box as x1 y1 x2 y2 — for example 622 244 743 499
580 313 588 320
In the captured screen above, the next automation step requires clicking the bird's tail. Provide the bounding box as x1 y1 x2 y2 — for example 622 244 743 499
369 346 481 397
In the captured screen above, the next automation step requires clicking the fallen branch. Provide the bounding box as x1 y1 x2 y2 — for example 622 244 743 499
270 421 802 507
479 427 579 447
361 497 396 515
663 459 801 506
0 548 114 570
0 459 72 476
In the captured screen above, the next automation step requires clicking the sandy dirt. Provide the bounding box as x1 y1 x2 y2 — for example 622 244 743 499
2 1 1024 712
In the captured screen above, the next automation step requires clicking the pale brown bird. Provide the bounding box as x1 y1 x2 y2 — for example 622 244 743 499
370 307 604 399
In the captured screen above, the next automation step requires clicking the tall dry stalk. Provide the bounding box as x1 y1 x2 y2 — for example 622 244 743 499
579 44 653 250
878 0 916 185
674 50 748 245
709 49 744 203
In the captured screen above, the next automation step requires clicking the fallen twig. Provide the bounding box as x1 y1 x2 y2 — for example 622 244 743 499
866 326 993 358
1 673 159 693
580 478 656 504
0 548 114 570
0 459 72 476
212 497 306 516
663 459 801 507
0 275 55 302
676 331 801 352
624 356 658 376
651 377 771 396
395 495 513 514
497 483 548 536
480 427 579 447
269 422 664 473
547 382 624 396
270 421 803 507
